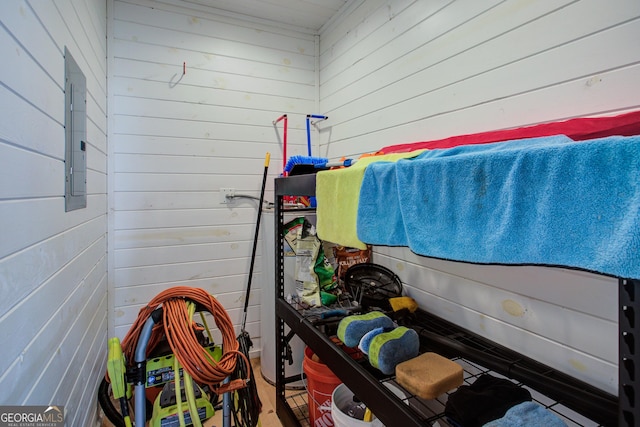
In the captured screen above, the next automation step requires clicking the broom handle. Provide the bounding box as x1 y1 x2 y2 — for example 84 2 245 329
242 152 270 330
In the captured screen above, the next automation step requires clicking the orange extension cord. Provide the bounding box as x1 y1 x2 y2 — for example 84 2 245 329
119 286 249 388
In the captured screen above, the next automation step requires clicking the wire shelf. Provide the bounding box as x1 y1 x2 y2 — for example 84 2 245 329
286 355 605 427
282 307 614 427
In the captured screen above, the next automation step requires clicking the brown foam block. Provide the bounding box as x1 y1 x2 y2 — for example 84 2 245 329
395 352 464 399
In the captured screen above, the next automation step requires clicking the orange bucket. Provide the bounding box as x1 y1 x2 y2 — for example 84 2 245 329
303 347 342 427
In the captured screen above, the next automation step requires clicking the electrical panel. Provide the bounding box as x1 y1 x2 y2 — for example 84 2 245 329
64 47 87 211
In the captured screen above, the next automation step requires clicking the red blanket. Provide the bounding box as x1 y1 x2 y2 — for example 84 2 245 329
380 110 640 153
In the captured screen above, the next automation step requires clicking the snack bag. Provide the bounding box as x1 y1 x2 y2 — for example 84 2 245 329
315 245 337 291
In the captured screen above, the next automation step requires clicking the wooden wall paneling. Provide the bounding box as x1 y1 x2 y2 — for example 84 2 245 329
114 172 262 192
115 257 252 287
322 0 637 145
25 268 107 406
0 237 107 400
375 246 618 321
0 196 106 259
110 76 315 114
113 272 248 305
0 30 63 123
406 279 618 394
331 63 640 154
113 223 253 249
327 14 640 145
115 1 317 56
113 206 260 230
319 0 390 56
0 86 64 159
320 0 507 111
320 0 453 94
0 216 106 318
0 144 63 199
0 1 107 422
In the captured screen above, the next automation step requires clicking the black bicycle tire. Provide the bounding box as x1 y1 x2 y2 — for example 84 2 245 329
98 377 126 427
345 263 403 300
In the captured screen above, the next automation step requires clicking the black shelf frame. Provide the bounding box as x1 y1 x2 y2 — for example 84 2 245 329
620 278 640 426
273 173 637 427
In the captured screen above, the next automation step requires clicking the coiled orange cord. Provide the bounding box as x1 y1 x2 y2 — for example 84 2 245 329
119 286 249 387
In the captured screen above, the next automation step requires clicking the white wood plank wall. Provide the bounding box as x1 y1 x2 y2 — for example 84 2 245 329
109 0 316 356
1 0 636 418
0 0 108 425
319 0 640 395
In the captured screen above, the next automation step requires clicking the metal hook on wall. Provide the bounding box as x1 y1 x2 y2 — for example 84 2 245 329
308 114 328 126
169 62 186 88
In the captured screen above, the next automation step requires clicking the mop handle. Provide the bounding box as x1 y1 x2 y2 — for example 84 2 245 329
241 152 270 329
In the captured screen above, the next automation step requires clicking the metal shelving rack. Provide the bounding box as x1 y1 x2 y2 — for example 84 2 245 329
273 174 424 427
273 173 637 427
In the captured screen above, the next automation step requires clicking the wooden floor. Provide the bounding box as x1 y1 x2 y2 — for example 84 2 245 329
101 358 289 427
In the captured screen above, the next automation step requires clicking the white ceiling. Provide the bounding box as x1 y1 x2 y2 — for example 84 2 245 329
177 0 350 33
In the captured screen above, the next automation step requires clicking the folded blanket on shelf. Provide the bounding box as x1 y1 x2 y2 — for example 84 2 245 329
358 134 640 278
316 150 424 249
379 109 640 154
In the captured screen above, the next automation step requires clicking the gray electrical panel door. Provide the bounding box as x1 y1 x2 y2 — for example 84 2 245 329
64 47 87 211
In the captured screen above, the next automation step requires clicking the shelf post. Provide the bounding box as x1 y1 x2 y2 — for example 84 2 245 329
620 278 640 426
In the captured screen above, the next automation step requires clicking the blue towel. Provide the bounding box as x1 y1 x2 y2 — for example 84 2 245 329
357 135 640 278
483 401 567 427
357 135 572 258
356 161 409 247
